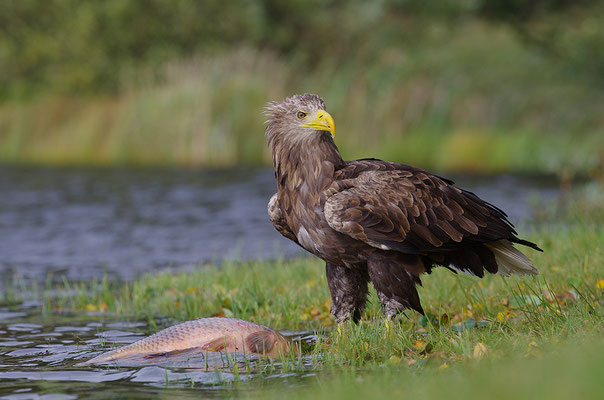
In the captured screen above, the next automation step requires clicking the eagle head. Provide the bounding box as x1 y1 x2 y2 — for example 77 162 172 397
264 94 336 148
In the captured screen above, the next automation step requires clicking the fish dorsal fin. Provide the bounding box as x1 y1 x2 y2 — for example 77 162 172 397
245 331 276 355
200 335 237 352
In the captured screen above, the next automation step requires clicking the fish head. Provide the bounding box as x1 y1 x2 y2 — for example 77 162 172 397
245 330 296 358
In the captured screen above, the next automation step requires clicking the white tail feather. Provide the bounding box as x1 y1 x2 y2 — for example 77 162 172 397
486 240 539 276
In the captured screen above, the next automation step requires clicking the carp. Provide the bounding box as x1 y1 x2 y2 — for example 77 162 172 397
84 317 293 364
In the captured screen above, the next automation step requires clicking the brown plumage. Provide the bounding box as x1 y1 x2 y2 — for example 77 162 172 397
266 93 542 323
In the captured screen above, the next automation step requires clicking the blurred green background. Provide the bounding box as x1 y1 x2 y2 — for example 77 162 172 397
1 0 603 174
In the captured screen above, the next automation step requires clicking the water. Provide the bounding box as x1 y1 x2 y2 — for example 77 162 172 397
0 166 561 284
0 304 314 398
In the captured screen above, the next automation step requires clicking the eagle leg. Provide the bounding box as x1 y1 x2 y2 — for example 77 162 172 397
367 255 425 318
325 263 369 324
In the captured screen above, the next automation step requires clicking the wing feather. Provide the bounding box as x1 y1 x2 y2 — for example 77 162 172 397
325 160 534 254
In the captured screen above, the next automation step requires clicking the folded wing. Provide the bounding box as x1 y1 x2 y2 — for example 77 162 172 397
324 160 541 276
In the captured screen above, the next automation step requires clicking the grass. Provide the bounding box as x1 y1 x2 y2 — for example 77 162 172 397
264 338 604 400
45 221 602 339
1 22 604 174
39 203 603 359
4 185 602 398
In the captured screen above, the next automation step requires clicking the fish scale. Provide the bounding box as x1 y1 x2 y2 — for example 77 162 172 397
84 317 291 364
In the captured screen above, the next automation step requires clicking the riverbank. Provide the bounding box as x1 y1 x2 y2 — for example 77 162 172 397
33 191 603 395
1 183 602 398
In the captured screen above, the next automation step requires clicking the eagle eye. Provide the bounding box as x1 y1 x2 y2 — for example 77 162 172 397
296 111 307 119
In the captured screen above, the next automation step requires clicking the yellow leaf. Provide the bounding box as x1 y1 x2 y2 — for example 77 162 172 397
413 339 426 351
597 279 604 289
387 355 401 364
526 340 540 356
439 362 449 370
497 310 513 322
473 342 489 360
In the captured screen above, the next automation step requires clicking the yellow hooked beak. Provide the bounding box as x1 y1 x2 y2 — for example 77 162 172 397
301 110 336 137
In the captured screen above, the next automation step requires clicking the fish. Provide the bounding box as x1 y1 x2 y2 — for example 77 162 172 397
83 317 294 365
